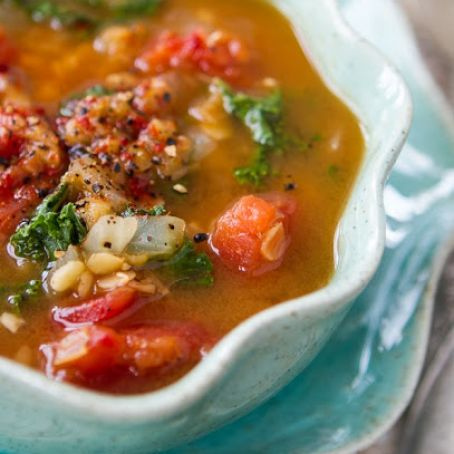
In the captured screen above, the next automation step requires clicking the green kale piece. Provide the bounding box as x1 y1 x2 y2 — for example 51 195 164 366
233 145 271 186
12 0 162 30
5 279 42 311
10 185 87 262
121 204 167 217
217 79 283 148
13 0 98 28
161 239 214 287
109 0 162 18
35 183 68 215
216 79 285 185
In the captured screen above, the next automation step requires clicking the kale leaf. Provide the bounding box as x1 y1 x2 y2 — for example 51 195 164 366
161 239 214 287
10 184 87 262
35 183 68 215
2 279 43 312
111 0 162 18
121 204 167 217
216 79 284 185
217 80 283 148
233 145 271 186
13 0 97 28
12 0 162 30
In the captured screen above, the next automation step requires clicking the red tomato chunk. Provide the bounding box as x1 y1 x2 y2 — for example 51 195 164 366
52 287 138 327
210 193 296 276
42 321 214 383
43 325 124 377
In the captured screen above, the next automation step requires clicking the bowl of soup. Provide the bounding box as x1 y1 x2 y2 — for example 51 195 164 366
0 0 411 452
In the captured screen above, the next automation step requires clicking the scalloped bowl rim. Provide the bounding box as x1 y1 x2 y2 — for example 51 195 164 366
0 0 413 423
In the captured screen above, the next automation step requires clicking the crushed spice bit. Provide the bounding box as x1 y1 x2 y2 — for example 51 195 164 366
193 233 209 243
173 183 188 194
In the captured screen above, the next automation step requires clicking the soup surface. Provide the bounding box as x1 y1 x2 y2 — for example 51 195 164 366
0 0 364 394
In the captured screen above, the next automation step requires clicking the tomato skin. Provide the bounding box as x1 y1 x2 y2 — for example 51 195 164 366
210 193 296 276
0 185 40 237
43 326 124 377
42 321 215 382
121 321 215 374
52 287 138 327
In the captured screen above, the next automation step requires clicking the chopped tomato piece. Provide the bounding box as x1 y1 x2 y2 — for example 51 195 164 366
0 185 39 237
52 287 137 327
41 321 215 382
121 321 215 374
43 326 124 376
210 193 296 275
136 30 250 82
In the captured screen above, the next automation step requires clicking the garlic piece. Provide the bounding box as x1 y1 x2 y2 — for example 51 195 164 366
77 271 95 298
50 261 86 293
0 312 25 334
128 280 156 294
260 222 286 261
97 271 136 291
87 252 124 275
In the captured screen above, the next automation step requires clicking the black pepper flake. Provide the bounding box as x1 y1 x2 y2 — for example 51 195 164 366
76 200 89 209
193 233 209 243
147 235 153 242
98 152 112 165
168 223 175 230
84 179 91 185
284 182 297 191
163 92 172 103
113 162 121 173
92 183 103 194
103 241 112 249
37 188 49 199
125 161 137 177
165 137 176 146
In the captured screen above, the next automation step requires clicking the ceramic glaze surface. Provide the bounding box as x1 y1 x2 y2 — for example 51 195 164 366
0 1 418 453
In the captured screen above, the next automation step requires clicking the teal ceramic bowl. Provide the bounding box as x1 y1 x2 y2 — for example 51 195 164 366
0 1 412 453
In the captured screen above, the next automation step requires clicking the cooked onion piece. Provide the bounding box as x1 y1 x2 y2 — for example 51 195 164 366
82 215 138 255
126 216 186 260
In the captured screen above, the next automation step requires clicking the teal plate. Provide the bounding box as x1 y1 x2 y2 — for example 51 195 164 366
162 1 454 453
